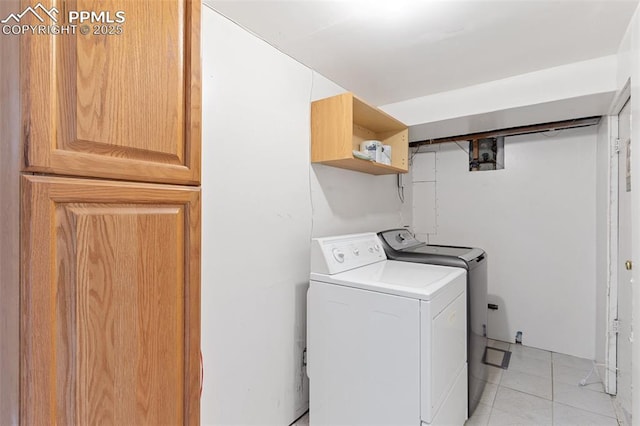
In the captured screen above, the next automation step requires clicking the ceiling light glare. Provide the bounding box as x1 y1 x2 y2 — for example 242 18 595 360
356 0 412 21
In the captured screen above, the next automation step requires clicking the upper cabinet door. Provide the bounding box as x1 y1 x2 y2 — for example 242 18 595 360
22 0 201 185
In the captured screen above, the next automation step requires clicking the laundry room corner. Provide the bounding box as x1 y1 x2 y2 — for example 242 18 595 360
200 6 412 425
3 0 640 425
308 72 413 238
409 128 599 359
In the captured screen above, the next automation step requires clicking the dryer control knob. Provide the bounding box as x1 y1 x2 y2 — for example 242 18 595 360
353 248 360 256
374 244 381 252
332 248 345 263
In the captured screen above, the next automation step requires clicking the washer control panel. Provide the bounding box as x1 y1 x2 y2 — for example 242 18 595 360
310 233 386 275
378 229 422 251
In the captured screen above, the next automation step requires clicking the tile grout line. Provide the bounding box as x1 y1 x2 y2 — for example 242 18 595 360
552 400 619 421
488 347 504 425
478 344 616 426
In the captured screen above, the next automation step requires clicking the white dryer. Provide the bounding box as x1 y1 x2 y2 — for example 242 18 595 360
307 233 468 426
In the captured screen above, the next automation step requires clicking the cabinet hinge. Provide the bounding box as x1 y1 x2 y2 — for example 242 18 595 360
302 348 307 367
611 319 621 334
614 138 621 154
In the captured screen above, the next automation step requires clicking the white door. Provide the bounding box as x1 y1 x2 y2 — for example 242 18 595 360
617 98 632 417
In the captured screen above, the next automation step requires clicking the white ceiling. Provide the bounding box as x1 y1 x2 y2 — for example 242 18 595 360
205 0 639 106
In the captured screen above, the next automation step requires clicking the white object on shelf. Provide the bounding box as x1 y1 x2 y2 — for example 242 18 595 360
352 150 373 161
382 145 392 165
360 140 382 162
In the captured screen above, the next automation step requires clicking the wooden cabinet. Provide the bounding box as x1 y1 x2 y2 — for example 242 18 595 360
21 176 201 425
1 0 202 424
311 92 408 175
22 0 201 185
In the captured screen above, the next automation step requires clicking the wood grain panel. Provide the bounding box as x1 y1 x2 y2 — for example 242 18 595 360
74 0 183 156
21 175 200 425
352 94 406 133
0 0 21 423
311 92 353 162
319 158 408 175
377 129 408 170
22 0 201 185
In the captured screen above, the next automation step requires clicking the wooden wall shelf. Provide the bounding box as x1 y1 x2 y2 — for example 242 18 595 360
311 92 408 175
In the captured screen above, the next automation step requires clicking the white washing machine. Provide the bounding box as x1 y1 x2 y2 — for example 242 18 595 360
307 233 468 426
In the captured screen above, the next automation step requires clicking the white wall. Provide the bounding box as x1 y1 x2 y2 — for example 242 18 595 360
310 162 411 237
411 127 598 359
382 55 617 125
410 147 438 242
201 6 409 425
201 8 311 424
381 56 618 139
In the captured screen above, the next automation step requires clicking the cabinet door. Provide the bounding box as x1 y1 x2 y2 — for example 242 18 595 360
21 175 200 425
22 0 201 185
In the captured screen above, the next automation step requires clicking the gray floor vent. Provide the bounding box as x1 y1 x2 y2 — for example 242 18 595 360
483 346 511 369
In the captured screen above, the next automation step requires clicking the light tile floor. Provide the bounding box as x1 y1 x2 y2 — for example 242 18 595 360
293 340 620 426
466 340 619 426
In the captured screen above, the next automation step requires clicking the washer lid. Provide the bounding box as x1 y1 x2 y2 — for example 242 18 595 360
405 245 484 262
378 229 484 262
310 260 465 300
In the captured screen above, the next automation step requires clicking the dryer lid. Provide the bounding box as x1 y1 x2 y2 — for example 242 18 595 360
310 260 465 300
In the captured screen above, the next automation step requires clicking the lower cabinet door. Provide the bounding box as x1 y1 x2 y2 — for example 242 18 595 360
21 175 200 425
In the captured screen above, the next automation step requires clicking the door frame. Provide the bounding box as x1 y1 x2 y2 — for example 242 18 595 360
605 79 630 395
